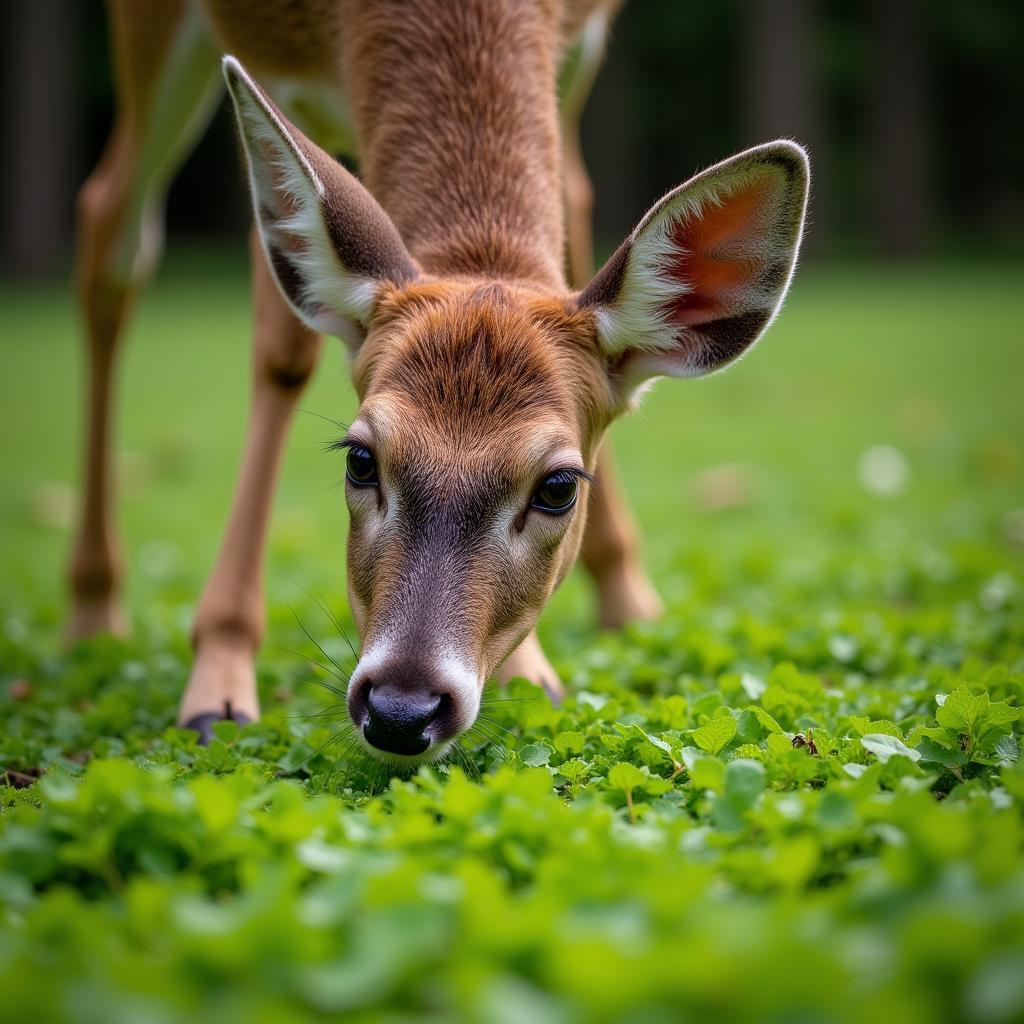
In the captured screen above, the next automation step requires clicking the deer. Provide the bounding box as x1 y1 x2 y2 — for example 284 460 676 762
71 0 808 760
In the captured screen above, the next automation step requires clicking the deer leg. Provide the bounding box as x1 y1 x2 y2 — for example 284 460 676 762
67 0 219 641
579 445 663 628
496 630 566 704
69 177 134 641
178 230 323 735
560 27 662 630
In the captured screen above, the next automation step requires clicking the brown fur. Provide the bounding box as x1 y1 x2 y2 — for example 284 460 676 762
73 0 805 757
218 5 624 677
347 280 612 677
340 0 568 286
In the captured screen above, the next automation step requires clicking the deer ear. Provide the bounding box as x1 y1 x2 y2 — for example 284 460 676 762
223 56 418 346
577 140 809 392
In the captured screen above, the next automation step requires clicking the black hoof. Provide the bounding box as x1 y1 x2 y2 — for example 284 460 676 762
182 701 253 745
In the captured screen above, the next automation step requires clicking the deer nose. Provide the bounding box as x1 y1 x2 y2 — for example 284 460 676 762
363 683 443 756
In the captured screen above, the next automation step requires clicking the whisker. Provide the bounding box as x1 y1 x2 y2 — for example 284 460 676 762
454 742 482 780
472 718 512 747
290 722 354 773
324 735 359 777
328 731 362 778
475 739 514 763
287 704 348 721
287 604 353 683
287 579 360 663
368 759 390 794
320 603 359 663
306 680 348 701
444 739 471 775
284 671 349 702
268 646 351 688
268 641 352 679
478 693 543 705
474 714 519 740
467 721 507 753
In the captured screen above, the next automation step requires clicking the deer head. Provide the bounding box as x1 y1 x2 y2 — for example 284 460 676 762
225 57 809 762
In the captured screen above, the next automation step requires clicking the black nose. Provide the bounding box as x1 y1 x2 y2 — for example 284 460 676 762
363 684 442 756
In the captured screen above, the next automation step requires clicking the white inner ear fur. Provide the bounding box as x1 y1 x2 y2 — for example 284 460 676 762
595 151 805 378
224 56 379 339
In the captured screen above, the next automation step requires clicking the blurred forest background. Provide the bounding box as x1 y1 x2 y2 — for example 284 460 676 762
1 0 1022 281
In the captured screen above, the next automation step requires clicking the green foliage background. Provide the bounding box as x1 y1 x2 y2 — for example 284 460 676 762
1 256 1022 1021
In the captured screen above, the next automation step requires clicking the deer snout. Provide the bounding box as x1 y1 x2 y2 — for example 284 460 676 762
364 684 443 755
347 655 480 760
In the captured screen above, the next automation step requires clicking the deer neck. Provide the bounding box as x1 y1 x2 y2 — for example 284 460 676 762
343 0 566 289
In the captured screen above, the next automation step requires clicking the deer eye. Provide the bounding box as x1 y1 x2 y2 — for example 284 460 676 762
346 446 379 487
531 471 579 514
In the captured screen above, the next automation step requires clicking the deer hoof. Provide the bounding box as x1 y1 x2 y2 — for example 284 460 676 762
181 701 253 745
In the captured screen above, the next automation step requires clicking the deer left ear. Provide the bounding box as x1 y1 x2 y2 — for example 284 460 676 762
223 56 418 348
577 140 809 391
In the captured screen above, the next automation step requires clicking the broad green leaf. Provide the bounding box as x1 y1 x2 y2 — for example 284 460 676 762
905 724 953 749
643 775 673 796
607 762 646 792
935 686 991 732
553 731 585 757
848 716 902 738
995 734 1019 764
748 706 785 735
935 686 1020 752
679 746 704 770
915 736 968 769
618 723 674 763
693 717 737 755
689 757 726 793
861 733 921 764
766 733 795 758
519 742 553 768
724 759 765 810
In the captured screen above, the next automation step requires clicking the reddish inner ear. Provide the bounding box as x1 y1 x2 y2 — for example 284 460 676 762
661 176 777 328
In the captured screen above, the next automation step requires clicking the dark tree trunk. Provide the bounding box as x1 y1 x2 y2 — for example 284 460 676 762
582 33 645 261
869 0 931 257
2 0 73 279
741 0 826 254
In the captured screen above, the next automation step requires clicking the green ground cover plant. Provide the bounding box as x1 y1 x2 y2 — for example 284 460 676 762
1 257 1022 1022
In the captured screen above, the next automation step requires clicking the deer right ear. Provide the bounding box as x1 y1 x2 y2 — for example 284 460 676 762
576 141 809 396
223 56 418 347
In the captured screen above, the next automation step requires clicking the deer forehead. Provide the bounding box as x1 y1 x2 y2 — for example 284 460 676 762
351 396 582 489
352 284 610 459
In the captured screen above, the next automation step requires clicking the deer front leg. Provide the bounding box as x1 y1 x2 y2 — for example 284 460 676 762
580 442 663 628
67 0 220 642
178 230 322 737
496 630 565 704
69 213 134 641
